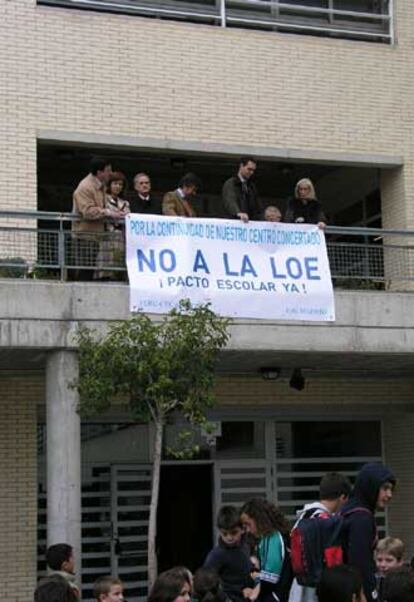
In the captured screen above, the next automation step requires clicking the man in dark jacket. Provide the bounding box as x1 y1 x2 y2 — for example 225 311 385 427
341 463 396 602
130 172 161 215
222 157 262 223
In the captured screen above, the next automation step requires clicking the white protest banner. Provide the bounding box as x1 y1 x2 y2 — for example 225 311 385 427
126 215 335 321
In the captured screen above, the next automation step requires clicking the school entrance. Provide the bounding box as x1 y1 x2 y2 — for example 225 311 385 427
37 419 384 602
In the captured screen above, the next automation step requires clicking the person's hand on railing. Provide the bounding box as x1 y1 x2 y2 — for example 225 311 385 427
318 221 327 230
105 208 126 220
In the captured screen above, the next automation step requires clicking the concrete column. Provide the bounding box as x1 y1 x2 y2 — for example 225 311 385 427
46 350 81 581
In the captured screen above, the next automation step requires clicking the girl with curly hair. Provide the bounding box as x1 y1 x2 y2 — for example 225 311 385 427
241 498 292 602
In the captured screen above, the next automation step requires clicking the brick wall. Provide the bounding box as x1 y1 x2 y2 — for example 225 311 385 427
215 375 414 407
1 0 414 226
0 373 43 602
383 413 414 559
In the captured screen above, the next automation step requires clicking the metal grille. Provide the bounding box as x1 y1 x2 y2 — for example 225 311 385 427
109 465 151 601
273 456 387 535
38 0 393 43
328 242 384 280
38 463 151 602
213 459 271 539
0 227 59 273
214 460 272 508
2 211 414 288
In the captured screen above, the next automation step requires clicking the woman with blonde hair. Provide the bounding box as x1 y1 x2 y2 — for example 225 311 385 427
285 178 327 228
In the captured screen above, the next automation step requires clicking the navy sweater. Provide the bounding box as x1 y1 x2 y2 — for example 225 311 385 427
204 537 252 602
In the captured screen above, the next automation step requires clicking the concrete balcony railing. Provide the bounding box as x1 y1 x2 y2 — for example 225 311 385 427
0 209 412 290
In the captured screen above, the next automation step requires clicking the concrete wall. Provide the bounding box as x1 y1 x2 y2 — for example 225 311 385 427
1 0 414 227
0 281 414 358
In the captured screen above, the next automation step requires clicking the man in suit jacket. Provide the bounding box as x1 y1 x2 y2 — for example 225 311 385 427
162 173 201 217
222 156 262 223
130 172 162 215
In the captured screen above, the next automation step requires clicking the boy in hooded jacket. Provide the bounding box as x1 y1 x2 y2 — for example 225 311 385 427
341 462 396 602
288 472 351 602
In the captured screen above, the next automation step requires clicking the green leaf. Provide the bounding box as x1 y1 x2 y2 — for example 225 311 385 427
74 301 230 429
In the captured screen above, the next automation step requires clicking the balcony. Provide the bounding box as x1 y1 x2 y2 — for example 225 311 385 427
39 0 393 43
0 210 411 290
0 209 413 377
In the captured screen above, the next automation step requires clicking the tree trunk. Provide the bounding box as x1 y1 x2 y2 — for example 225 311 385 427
147 417 164 591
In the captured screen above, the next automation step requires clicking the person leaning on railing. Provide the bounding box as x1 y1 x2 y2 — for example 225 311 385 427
162 173 202 217
95 171 130 281
222 156 262 224
284 178 327 230
72 156 125 280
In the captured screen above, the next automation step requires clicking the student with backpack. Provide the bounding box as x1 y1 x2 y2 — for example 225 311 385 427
341 462 396 602
241 498 293 602
289 472 352 602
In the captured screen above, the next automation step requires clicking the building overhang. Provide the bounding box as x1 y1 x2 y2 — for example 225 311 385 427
37 131 404 169
0 281 414 378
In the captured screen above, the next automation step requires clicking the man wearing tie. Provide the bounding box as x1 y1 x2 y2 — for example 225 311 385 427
130 172 161 215
222 156 262 223
162 173 201 217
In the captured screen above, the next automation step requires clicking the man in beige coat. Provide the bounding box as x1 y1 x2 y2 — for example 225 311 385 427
72 157 123 280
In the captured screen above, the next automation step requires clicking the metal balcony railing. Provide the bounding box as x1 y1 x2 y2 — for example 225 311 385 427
0 209 412 289
39 0 393 43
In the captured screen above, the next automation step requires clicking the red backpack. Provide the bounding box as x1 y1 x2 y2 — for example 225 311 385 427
290 507 371 587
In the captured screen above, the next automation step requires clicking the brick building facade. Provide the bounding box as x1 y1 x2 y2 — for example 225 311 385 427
1 1 414 601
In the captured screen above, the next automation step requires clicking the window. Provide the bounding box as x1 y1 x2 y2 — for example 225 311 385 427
216 421 265 457
217 421 255 450
39 0 393 43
